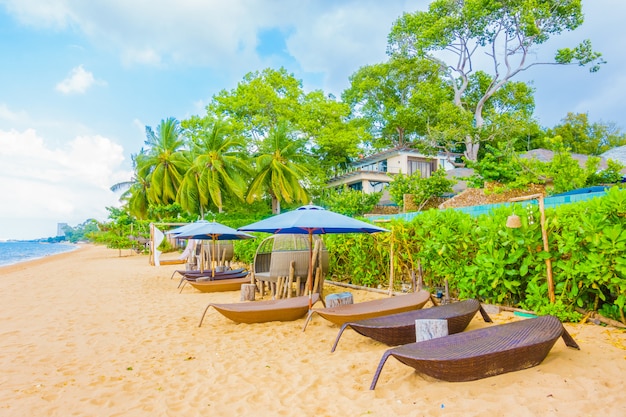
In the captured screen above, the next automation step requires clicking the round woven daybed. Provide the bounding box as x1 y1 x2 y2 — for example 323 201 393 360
253 234 329 284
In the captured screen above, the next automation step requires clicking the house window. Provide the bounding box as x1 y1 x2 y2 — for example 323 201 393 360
368 181 386 192
407 158 436 177
349 182 363 191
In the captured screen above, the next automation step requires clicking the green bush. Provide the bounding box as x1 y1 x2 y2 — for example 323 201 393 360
325 186 626 323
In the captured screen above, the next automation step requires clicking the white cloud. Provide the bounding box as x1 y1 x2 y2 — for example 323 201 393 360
0 0 71 28
122 47 162 67
0 128 132 240
55 65 101 94
0 103 28 123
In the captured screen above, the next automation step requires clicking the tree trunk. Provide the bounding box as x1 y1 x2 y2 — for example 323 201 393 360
464 134 480 162
272 196 280 214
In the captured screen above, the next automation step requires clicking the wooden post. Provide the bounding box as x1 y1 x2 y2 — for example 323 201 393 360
325 292 353 308
287 261 295 298
417 261 423 290
509 194 555 303
318 266 324 296
240 284 256 301
537 196 555 303
313 267 321 296
275 277 284 299
221 246 227 266
295 276 302 297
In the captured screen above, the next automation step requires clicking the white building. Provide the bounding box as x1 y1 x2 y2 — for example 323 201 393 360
327 146 456 205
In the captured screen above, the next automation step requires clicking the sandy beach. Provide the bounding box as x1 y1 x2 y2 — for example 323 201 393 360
0 244 624 416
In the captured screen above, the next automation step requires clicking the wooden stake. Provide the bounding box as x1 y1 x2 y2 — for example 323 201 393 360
288 261 295 298
295 276 301 297
509 194 555 303
240 284 256 301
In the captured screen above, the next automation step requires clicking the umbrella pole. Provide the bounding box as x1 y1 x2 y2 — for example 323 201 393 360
389 233 394 296
307 231 313 310
200 244 204 273
212 237 216 278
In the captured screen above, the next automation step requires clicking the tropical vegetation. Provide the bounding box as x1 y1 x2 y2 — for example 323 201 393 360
89 1 626 324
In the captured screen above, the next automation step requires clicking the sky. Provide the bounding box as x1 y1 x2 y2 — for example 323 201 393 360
0 0 624 240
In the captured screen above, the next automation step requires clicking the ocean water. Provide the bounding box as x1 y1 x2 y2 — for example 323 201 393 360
0 241 77 267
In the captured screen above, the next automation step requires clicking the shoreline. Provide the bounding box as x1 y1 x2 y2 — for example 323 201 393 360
0 242 80 269
0 244 624 416
0 243 83 274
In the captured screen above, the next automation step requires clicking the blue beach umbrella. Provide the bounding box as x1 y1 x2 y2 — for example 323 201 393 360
177 222 255 276
239 204 389 308
166 220 209 236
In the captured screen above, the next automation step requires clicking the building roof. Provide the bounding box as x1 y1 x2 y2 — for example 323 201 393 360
352 146 442 167
601 145 626 166
519 148 608 169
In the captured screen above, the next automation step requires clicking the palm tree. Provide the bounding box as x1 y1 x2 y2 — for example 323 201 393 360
178 118 249 215
110 153 152 219
140 117 188 206
246 122 309 214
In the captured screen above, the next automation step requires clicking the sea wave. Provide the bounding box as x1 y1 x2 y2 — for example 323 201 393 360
0 241 78 267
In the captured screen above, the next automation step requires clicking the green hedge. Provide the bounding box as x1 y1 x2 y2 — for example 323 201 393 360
325 187 626 323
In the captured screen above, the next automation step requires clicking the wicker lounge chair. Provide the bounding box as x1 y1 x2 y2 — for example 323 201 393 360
176 268 247 289
331 299 492 352
370 315 580 389
172 267 246 282
302 290 431 331
199 294 320 326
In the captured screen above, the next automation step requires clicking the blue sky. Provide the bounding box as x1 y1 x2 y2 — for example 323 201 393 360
0 0 624 240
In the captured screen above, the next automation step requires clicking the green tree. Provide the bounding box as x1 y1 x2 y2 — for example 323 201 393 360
388 169 454 211
343 56 449 150
209 67 305 147
62 219 100 243
321 186 382 217
246 122 310 214
547 112 626 155
136 117 189 205
178 117 249 215
388 0 604 162
298 90 364 176
411 169 454 211
549 142 587 193
208 67 363 177
110 153 152 219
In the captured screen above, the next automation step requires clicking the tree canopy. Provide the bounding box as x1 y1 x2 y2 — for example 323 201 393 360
388 0 604 162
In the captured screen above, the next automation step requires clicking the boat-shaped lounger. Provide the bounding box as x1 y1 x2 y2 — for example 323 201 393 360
173 267 246 283
370 315 580 389
177 268 247 289
183 275 251 294
331 299 492 352
199 294 320 326
302 290 431 331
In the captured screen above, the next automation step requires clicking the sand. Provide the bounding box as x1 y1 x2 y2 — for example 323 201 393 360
0 244 624 417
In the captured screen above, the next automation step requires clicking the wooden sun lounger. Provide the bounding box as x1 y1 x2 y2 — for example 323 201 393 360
183 275 251 294
199 294 320 326
158 259 187 265
302 290 431 331
331 299 492 352
370 315 580 389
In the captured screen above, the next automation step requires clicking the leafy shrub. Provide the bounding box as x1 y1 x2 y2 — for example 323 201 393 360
388 169 454 210
325 186 626 323
321 185 381 216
